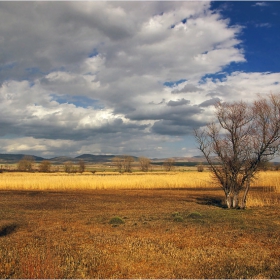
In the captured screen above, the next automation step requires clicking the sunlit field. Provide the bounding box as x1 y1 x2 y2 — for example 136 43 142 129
0 171 279 278
0 170 279 207
0 171 215 190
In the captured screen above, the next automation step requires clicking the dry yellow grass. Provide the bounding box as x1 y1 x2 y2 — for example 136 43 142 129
247 171 280 207
251 171 280 190
0 171 216 191
0 170 279 207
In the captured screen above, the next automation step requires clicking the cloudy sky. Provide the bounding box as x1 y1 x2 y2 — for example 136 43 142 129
1 1 280 158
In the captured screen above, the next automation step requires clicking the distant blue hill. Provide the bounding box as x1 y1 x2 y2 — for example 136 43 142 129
0 153 131 164
0 154 45 163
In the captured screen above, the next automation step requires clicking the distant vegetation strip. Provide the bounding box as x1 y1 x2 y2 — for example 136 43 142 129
0 153 207 164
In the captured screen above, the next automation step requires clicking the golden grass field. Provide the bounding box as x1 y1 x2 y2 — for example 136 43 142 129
0 170 279 207
0 171 216 190
0 170 279 278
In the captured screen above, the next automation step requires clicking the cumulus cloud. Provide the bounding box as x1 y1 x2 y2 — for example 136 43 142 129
167 98 190 107
172 84 201 94
199 97 221 107
0 2 279 157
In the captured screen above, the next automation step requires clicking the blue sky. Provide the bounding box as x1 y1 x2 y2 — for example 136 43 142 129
211 1 280 73
0 1 280 158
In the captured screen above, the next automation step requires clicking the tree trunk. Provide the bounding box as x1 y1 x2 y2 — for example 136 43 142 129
240 180 250 209
232 193 239 208
225 192 239 208
226 193 233 208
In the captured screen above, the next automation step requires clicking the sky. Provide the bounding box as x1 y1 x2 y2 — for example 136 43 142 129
1 1 280 159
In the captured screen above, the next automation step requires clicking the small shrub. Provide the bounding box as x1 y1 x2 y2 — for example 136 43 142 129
109 216 125 225
187 212 203 219
197 164 204 172
172 212 180 217
171 212 184 222
173 215 184 222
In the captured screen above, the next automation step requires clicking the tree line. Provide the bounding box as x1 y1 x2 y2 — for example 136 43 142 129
16 156 86 173
12 155 177 173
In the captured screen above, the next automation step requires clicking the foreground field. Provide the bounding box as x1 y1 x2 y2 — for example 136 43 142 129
0 171 279 278
0 188 280 278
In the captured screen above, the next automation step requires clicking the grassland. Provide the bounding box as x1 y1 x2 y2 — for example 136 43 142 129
0 171 279 278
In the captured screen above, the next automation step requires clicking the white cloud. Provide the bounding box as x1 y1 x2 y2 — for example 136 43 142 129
0 2 279 158
253 2 269 7
198 72 280 103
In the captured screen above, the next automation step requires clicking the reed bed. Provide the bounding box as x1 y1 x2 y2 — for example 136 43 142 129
251 171 280 190
247 171 280 207
0 170 279 207
0 171 216 191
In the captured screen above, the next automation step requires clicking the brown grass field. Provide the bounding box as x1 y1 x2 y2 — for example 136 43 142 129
0 171 279 278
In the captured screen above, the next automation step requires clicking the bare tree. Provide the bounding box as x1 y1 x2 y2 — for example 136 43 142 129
112 157 123 172
78 159 86 173
112 156 135 172
194 94 280 209
17 155 34 172
163 158 175 171
123 155 134 172
139 157 151 172
64 161 75 173
39 160 52 172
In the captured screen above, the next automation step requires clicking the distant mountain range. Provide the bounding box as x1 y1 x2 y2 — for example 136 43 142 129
0 153 207 164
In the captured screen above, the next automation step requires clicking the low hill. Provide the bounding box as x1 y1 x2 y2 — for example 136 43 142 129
0 153 208 165
48 156 77 164
75 154 116 162
0 154 45 163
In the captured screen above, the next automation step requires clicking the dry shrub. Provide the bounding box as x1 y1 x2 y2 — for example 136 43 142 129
109 216 125 225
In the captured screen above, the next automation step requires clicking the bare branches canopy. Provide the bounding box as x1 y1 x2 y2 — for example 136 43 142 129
17 156 34 172
139 157 151 172
112 156 135 173
163 158 175 172
38 160 52 173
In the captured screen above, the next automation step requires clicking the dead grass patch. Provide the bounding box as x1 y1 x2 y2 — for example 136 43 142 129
0 188 279 278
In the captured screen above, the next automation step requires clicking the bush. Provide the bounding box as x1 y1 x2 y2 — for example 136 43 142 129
187 212 203 219
109 216 125 225
197 164 204 172
173 216 184 222
172 212 180 217
172 212 184 222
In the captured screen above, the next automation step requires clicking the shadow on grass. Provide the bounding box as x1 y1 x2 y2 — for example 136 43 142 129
195 196 226 208
0 223 18 237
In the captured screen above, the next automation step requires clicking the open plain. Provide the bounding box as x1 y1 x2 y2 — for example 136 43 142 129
0 171 279 278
